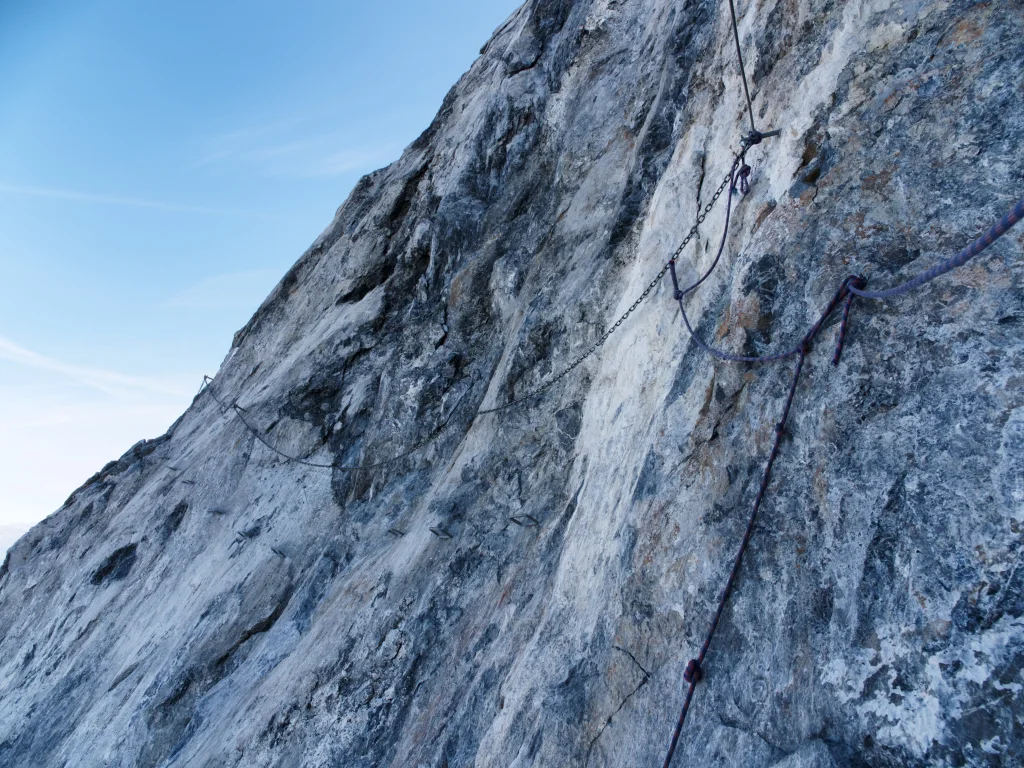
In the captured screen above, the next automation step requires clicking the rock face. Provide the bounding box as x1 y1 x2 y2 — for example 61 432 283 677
2 1 1023 766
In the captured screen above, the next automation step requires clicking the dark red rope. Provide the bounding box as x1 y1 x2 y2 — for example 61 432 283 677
663 183 1022 766
667 165 857 365
662 277 858 767
848 198 1024 299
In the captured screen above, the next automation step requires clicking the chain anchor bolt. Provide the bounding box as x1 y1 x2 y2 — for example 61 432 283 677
741 127 782 148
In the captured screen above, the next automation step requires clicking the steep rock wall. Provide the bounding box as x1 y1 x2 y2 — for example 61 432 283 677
2 1 1023 766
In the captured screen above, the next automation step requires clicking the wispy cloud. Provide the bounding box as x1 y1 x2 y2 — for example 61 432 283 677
192 117 308 168
196 121 402 178
0 335 190 399
308 145 404 177
164 269 282 311
0 181 282 218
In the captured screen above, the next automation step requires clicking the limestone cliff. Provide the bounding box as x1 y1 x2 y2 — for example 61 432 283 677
2 1 1023 766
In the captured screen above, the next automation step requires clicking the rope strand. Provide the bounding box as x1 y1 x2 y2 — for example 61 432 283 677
661 172 1021 768
848 198 1024 299
663 274 861 766
663 349 806 768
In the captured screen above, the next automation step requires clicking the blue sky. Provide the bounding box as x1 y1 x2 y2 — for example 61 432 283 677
0 0 522 540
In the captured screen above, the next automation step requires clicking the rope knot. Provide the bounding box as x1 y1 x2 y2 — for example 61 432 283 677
774 422 786 437
733 164 752 196
674 290 684 301
683 659 702 684
799 339 813 356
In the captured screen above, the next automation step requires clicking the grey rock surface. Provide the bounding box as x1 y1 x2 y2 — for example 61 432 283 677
771 742 838 768
2 0 1023 766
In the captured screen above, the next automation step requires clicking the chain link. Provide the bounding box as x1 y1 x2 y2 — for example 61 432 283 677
479 163 737 414
672 167 735 261
478 264 671 413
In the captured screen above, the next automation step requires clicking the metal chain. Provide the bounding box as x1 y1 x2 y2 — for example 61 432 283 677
198 154 743 472
202 375 476 473
480 163 739 415
478 261 670 413
672 166 736 261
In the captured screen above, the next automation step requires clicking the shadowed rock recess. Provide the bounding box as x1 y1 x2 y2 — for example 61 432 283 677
2 1 1023 766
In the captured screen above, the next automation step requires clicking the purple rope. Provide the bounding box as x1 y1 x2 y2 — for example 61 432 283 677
669 157 861 366
849 198 1024 299
831 280 863 366
676 289 800 362
669 155 802 364
663 349 806 768
676 155 745 300
662 276 859 767
662 195 1023 764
